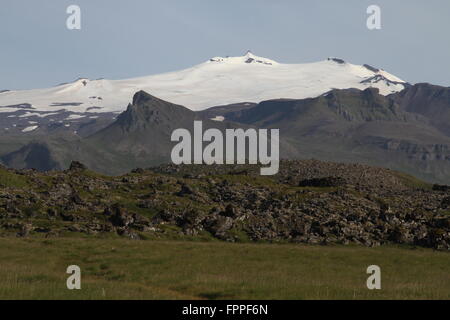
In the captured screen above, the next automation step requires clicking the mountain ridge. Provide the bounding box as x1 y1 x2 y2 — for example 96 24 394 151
1 83 450 183
0 53 407 120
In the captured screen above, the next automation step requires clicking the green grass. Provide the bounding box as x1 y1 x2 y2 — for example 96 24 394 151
392 171 433 190
0 238 449 300
0 169 29 188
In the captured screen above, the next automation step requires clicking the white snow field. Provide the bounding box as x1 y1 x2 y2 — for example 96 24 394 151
0 52 406 114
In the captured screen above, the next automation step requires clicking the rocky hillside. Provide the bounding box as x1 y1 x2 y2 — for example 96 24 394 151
393 83 450 136
1 160 449 250
216 86 450 183
2 85 450 183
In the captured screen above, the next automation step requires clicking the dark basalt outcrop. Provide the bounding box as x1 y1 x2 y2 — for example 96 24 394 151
0 160 449 250
298 177 345 188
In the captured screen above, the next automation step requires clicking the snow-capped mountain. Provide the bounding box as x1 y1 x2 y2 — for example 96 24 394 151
0 51 407 121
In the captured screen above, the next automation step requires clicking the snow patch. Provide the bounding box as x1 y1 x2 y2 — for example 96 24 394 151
65 114 86 120
211 116 225 122
22 125 38 132
18 112 60 118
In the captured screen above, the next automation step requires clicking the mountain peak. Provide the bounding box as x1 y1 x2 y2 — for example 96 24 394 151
132 90 156 105
244 50 256 58
209 51 278 66
115 90 194 132
327 57 346 64
0 53 407 113
131 90 183 108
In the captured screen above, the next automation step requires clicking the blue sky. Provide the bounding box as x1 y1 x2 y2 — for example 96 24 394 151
1 0 449 90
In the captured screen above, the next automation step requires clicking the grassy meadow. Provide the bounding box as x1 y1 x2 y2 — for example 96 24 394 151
0 238 449 300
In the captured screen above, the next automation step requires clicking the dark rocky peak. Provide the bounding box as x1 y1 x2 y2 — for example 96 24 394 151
327 57 346 64
115 91 194 132
391 83 450 135
319 87 407 122
362 87 381 97
363 64 380 73
226 87 405 126
323 87 381 101
397 83 450 99
132 90 166 106
68 161 87 172
393 83 450 112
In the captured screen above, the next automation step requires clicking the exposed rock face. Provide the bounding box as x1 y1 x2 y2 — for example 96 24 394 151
393 83 450 136
0 160 449 250
434 185 450 192
211 85 450 184
69 161 87 172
